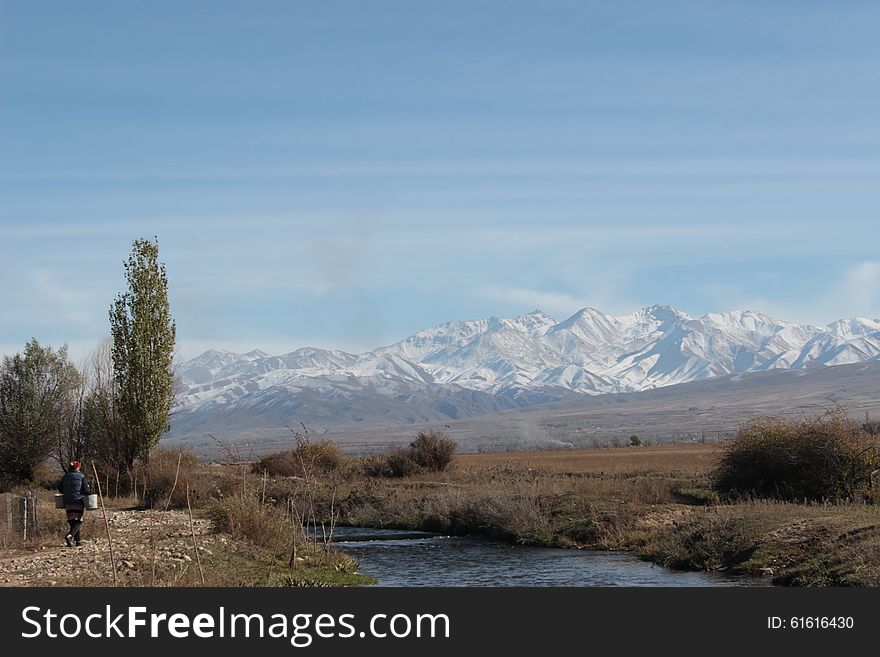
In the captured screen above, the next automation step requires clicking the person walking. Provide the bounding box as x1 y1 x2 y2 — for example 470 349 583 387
58 461 91 547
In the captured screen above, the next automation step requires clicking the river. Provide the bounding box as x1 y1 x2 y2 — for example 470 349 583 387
332 527 766 587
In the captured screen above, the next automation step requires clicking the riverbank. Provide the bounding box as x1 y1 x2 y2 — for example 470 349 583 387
331 445 880 586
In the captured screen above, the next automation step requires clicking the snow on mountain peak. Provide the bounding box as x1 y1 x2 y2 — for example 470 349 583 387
176 306 880 407
826 317 880 339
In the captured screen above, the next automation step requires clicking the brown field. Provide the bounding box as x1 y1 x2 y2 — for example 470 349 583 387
456 444 722 474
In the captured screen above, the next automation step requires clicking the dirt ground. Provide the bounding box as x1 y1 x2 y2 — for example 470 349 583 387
0 508 218 586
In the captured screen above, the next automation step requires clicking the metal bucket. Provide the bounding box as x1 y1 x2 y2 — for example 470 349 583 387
55 494 99 510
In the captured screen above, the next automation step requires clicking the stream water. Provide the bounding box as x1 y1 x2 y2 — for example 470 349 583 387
333 527 766 587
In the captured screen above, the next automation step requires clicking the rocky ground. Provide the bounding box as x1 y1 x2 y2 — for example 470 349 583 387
0 509 224 586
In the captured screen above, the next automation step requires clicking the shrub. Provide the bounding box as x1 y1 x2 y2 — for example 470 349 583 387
138 448 200 509
644 513 758 571
256 439 345 478
712 411 878 502
361 449 422 478
629 435 642 447
209 492 292 553
358 431 456 479
407 431 456 472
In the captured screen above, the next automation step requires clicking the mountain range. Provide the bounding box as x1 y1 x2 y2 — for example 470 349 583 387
171 305 880 445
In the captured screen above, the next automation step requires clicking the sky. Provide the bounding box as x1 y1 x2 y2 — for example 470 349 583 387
1 1 879 363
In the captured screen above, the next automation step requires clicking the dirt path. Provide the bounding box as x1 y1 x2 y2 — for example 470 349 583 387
0 509 223 586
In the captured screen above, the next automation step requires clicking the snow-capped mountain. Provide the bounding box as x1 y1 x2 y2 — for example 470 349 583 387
171 306 880 440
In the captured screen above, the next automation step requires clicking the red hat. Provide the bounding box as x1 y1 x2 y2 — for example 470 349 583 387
70 460 81 470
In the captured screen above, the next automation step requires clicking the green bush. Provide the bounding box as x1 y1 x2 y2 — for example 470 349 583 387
712 411 878 502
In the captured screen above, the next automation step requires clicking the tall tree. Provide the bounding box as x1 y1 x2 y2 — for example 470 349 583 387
110 237 176 467
0 339 81 486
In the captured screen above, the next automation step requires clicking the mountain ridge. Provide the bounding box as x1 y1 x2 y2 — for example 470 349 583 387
171 305 880 443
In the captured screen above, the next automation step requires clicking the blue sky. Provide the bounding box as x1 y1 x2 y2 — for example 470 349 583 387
2 1 879 362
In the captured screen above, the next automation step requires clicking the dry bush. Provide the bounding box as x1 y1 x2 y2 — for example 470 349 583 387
209 492 293 553
255 437 346 478
360 431 457 478
643 511 758 571
138 448 200 509
407 431 456 472
361 449 423 478
713 411 879 502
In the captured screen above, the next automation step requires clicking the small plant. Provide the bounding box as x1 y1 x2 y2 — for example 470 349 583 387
629 435 642 447
209 492 292 552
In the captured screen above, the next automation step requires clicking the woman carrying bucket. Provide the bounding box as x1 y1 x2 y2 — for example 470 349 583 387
58 461 92 547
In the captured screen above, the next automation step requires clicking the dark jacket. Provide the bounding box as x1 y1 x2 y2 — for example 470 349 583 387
59 470 91 505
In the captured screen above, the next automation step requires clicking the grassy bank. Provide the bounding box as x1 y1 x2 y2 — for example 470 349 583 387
326 445 880 586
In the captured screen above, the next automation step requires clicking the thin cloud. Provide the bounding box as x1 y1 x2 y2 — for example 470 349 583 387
838 261 880 318
699 261 880 326
477 283 636 319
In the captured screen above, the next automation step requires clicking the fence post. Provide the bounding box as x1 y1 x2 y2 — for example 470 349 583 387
18 496 27 540
3 491 39 541
3 493 14 535
26 491 38 539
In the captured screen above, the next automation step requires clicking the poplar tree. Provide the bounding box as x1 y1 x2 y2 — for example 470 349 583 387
110 237 176 467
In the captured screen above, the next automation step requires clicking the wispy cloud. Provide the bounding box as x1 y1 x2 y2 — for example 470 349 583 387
699 261 880 326
478 271 637 319
837 261 880 318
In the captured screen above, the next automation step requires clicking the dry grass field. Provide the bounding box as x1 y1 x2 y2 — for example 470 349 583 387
456 444 721 474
